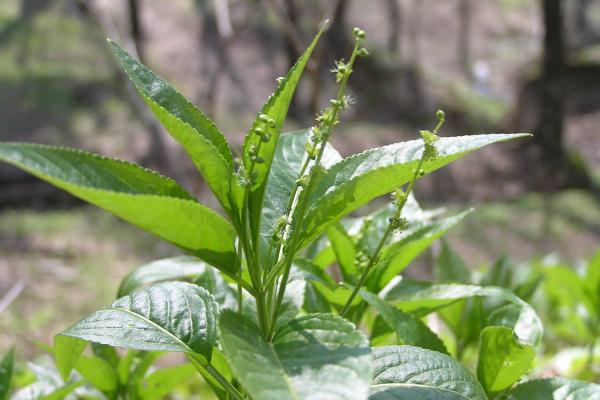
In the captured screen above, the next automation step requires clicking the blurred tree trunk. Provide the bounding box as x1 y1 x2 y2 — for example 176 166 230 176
526 0 590 189
385 0 401 57
536 0 565 162
128 0 145 62
458 0 473 81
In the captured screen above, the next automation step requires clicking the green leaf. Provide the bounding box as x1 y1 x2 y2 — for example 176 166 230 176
505 378 600 400
301 134 530 247
370 346 487 400
0 143 236 272
243 24 327 245
385 281 543 346
358 289 447 354
260 129 342 263
55 282 218 379
435 240 471 283
477 326 535 396
118 256 208 297
75 355 118 392
328 224 358 281
53 336 87 381
366 210 471 292
108 40 234 212
136 363 196 400
219 311 371 400
0 348 14 400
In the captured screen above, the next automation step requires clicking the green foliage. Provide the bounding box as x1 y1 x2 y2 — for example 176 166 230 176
5 22 591 400
0 348 14 400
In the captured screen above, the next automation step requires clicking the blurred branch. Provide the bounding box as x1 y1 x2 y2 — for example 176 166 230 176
0 280 25 315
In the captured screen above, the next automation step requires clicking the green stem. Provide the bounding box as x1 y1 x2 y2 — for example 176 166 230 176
187 355 245 400
204 364 246 400
266 41 364 338
340 155 426 317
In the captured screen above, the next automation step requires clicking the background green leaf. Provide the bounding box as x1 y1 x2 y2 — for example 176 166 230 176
505 378 600 399
0 348 14 400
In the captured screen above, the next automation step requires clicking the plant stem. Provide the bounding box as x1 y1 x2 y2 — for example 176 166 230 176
204 364 246 400
187 355 245 400
340 155 426 317
266 40 363 339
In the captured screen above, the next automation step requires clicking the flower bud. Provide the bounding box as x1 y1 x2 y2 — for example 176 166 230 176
352 27 366 40
357 47 369 57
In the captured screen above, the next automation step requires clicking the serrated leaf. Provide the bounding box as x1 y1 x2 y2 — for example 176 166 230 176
477 326 535 396
219 311 371 400
0 348 14 400
505 378 600 400
358 289 447 354
243 24 327 245
55 282 218 379
118 256 208 297
108 40 234 212
366 210 471 292
385 281 543 346
260 129 342 264
300 134 530 247
0 143 236 272
370 346 486 400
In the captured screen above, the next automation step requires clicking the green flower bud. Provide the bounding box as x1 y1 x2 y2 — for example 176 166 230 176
357 47 369 57
352 27 366 40
418 168 426 177
436 109 445 122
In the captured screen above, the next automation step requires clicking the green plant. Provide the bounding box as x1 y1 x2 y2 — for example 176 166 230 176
1 23 599 400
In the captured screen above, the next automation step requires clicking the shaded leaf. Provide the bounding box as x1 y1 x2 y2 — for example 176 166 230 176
260 129 342 263
385 281 543 346
219 311 371 400
358 289 447 354
136 363 196 400
505 378 600 400
366 210 471 291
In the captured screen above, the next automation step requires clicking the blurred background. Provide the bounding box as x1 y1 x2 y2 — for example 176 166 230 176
0 0 599 364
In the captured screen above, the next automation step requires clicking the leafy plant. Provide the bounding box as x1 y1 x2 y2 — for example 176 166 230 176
1 23 598 400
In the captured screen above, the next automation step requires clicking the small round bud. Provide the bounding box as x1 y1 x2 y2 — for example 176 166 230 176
276 76 284 84
418 168 426 177
258 114 270 124
254 127 265 136
261 133 271 143
352 27 366 40
357 47 369 57
248 144 258 156
436 109 445 122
